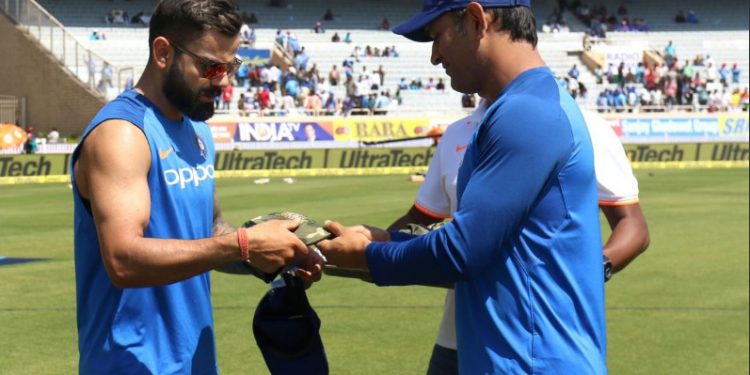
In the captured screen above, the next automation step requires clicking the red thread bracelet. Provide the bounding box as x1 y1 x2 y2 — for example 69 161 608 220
237 229 249 261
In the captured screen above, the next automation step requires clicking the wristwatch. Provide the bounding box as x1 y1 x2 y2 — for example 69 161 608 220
603 255 613 282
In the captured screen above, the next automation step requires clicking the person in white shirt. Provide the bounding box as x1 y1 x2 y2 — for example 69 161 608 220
651 89 663 106
239 22 251 45
705 62 718 84
259 65 270 85
46 127 60 144
354 76 369 99
268 65 281 90
388 101 650 375
640 88 652 106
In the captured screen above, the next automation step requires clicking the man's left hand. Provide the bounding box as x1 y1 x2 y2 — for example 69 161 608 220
316 220 371 269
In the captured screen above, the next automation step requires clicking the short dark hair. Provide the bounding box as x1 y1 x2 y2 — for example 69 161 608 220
148 0 242 49
489 7 537 47
454 6 538 48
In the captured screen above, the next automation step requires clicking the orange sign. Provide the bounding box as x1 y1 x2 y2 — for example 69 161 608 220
207 122 238 143
0 123 27 149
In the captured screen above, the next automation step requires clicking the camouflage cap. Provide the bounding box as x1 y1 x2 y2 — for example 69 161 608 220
242 212 331 282
323 221 449 286
243 211 332 246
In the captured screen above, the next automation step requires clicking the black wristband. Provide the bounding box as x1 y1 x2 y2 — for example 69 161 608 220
603 255 613 282
242 260 282 283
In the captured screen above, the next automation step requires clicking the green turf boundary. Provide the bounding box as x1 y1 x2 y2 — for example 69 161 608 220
1 170 747 374
2 141 749 185
2 161 749 185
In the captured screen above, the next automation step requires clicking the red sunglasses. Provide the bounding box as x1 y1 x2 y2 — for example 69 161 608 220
170 40 242 80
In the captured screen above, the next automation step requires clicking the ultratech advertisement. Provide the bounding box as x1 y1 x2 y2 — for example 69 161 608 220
622 143 749 162
214 148 435 170
1 144 747 183
0 154 70 178
0 148 435 183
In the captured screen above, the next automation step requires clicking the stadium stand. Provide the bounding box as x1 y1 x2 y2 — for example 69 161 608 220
3 0 748 136
39 0 749 31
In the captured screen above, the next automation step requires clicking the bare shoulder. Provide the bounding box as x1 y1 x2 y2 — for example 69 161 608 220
75 120 150 199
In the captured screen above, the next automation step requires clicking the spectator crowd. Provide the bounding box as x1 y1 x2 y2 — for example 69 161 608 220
91 4 747 117
590 40 747 113
218 24 459 117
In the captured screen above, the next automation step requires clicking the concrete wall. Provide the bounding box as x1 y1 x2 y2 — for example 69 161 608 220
0 13 104 137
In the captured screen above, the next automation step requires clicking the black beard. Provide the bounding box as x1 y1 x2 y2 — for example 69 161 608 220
162 62 221 121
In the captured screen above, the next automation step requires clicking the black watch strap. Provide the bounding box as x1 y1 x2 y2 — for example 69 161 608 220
243 260 282 283
603 255 613 282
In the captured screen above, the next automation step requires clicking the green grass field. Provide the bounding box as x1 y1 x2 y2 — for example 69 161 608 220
0 168 747 374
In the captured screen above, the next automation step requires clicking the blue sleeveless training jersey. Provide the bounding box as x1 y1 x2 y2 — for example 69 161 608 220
367 67 606 373
71 90 218 374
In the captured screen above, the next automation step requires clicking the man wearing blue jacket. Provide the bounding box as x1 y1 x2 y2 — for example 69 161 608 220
318 1 607 373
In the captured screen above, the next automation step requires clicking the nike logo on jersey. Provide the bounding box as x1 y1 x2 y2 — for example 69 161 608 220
159 147 174 159
455 144 468 152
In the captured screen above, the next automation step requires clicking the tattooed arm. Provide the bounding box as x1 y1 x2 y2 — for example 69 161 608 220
212 194 272 277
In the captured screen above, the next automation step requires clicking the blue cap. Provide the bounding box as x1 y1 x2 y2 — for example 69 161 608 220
393 0 531 42
253 272 328 374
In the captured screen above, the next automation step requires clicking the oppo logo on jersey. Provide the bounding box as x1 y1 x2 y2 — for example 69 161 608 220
163 165 215 189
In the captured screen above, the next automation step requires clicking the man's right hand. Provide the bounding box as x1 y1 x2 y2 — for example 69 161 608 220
242 219 309 274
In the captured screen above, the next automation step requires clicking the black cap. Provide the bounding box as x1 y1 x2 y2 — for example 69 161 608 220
253 272 329 374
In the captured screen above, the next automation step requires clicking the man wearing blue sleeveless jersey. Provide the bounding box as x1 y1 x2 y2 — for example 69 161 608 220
71 1 320 373
319 1 608 373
